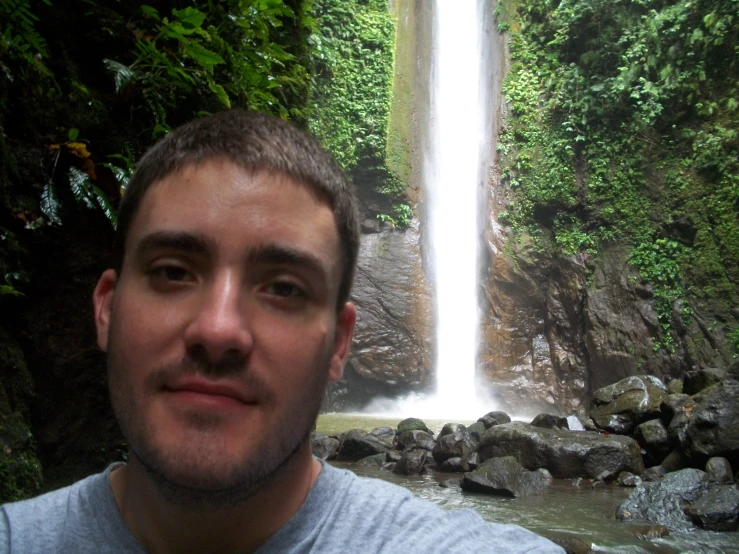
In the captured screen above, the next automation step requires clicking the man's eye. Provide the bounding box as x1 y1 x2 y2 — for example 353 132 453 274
149 266 193 283
267 281 305 298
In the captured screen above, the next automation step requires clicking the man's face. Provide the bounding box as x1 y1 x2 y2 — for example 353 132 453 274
93 159 355 497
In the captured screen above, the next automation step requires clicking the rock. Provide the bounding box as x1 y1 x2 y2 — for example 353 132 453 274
462 456 552 497
338 429 392 460
705 457 734 484
660 450 686 473
531 413 567 429
634 419 670 464
615 468 711 531
666 379 683 395
397 417 431 434
684 378 739 467
665 398 695 450
565 415 585 431
467 421 486 441
368 427 396 449
385 451 401 463
396 429 436 452
477 411 511 429
467 452 480 470
685 485 739 531
660 393 690 426
590 375 667 434
392 449 429 476
546 534 593 554
438 457 470 473
439 478 462 489
642 466 668 482
432 430 476 463
617 472 642 487
439 423 468 437
683 367 725 395
578 417 598 432
357 453 386 468
310 432 340 461
477 422 644 478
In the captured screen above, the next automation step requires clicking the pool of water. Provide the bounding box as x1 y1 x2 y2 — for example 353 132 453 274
317 414 739 553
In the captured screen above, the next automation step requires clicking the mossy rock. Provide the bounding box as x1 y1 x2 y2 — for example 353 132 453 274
0 412 43 503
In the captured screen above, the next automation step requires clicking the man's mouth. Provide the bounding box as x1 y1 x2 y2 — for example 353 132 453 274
163 376 258 408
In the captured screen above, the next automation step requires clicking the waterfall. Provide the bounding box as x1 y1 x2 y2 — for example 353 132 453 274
425 0 490 417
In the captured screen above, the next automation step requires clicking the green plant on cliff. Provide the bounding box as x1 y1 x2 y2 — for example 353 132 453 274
497 0 739 351
309 0 410 225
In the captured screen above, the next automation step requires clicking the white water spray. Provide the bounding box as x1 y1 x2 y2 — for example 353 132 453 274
363 0 495 420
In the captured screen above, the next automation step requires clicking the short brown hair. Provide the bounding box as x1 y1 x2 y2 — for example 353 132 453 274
114 109 360 308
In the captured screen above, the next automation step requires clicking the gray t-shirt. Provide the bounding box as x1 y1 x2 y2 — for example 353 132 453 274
1 461 563 553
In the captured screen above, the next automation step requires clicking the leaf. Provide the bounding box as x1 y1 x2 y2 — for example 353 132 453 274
40 182 62 225
68 167 94 208
208 80 231 108
140 5 160 20
99 162 131 193
185 42 224 73
103 59 136 94
68 128 79 141
172 7 206 30
92 185 118 228
0 285 25 298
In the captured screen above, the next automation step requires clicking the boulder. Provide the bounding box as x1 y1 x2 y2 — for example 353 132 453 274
590 375 667 434
397 417 431 434
684 378 739 467
462 456 552 497
432 430 476 463
642 466 668 482
438 457 470 473
705 457 734 484
477 411 511 429
467 451 480 470
660 450 686 473
547 534 593 554
617 472 642 487
685 485 739 531
357 453 386 468
477 422 644 478
338 429 392 460
665 397 695 449
615 468 711 531
396 429 436 452
467 421 486 441
666 379 683 395
392 449 429 476
683 367 725 395
310 432 339 461
439 423 468 437
368 426 396 450
634 419 670 464
660 393 690 426
531 414 567 429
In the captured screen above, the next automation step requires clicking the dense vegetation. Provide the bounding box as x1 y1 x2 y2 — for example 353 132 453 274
0 0 400 502
496 0 738 353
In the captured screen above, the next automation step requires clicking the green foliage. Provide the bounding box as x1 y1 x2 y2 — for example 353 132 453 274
309 0 412 225
498 0 739 350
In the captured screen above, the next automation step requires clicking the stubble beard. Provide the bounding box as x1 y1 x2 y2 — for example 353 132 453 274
106 331 329 509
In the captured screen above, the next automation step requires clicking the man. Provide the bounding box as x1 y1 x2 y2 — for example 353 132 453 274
0 110 562 553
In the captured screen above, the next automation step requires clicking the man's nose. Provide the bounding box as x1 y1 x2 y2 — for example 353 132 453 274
183 272 253 364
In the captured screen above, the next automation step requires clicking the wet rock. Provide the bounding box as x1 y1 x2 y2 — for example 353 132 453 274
642 466 668 482
385 451 401 463
685 485 739 531
666 379 683 395
368 426 396 449
616 468 711 531
338 429 392 460
477 422 644 478
392 449 429 475
439 422 468 437
660 450 686 473
396 429 436 452
684 378 739 467
467 421 486 441
590 375 667 434
578 417 598 432
565 416 585 431
462 456 552 497
660 393 690 426
617 472 642 487
397 417 431 434
683 367 725 395
546 534 593 554
477 411 511 429
706 457 734 484
438 456 470 473
432 430 476 463
357 453 386 468
634 419 670 464
467 451 480 470
311 432 340 461
531 413 567 429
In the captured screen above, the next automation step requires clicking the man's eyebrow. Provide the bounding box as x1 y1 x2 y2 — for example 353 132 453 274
246 244 330 278
134 231 212 258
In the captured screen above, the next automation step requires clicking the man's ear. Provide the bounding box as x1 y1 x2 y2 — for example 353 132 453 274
328 302 356 383
92 269 117 352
